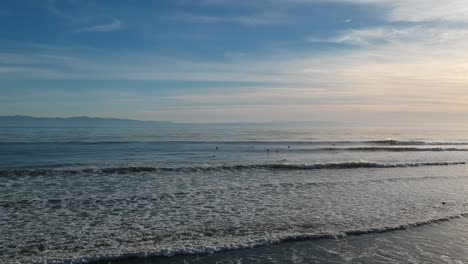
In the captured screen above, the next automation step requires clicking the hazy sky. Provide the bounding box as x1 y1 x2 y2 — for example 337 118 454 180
1 0 468 123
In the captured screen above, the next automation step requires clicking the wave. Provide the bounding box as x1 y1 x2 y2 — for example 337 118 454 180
2 139 468 145
1 161 466 177
4 174 465 210
304 139 468 146
368 139 468 146
317 147 468 152
32 213 468 264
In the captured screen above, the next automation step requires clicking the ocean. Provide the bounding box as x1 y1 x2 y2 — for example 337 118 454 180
1 122 468 263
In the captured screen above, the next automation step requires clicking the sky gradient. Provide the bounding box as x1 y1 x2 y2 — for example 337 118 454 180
1 0 468 123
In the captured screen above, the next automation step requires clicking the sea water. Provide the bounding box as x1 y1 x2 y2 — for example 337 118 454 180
1 123 468 263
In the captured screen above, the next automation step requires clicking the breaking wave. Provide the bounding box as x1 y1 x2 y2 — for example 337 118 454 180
316 147 468 152
368 139 468 145
25 213 468 264
1 161 466 177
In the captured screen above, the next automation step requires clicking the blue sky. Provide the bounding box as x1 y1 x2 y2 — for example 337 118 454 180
1 0 468 123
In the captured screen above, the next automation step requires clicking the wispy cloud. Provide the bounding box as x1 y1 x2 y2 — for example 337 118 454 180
25 43 93 51
382 0 468 22
0 66 65 79
192 0 468 23
166 12 286 26
45 0 123 32
320 0 468 22
4 0 468 122
75 18 123 33
309 25 468 46
45 0 73 20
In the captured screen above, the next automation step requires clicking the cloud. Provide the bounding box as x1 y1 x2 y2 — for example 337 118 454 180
383 0 468 22
165 12 286 26
313 26 468 45
191 0 468 23
45 0 73 20
25 43 93 51
3 23 468 86
0 52 89 66
0 66 65 78
318 0 468 23
45 0 123 32
75 18 123 32
4 0 468 122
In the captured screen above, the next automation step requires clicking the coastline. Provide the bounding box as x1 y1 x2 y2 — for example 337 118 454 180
94 216 468 264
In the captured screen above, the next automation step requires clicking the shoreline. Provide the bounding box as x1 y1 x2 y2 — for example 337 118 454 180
89 215 468 264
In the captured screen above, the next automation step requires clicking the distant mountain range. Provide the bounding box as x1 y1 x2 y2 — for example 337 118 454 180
0 115 172 126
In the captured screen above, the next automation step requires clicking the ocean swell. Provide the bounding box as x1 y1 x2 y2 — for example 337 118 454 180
1 161 466 177
316 147 468 152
